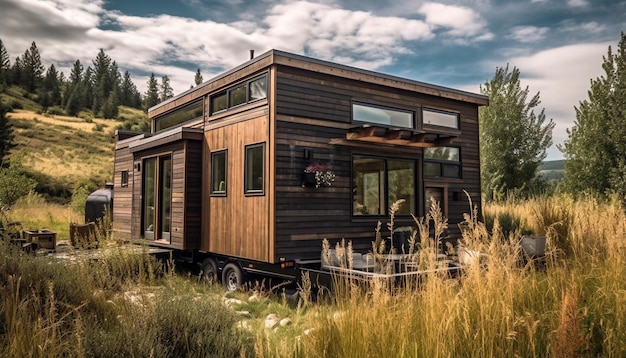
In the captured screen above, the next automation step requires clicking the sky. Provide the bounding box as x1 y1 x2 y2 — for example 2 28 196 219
1 0 624 160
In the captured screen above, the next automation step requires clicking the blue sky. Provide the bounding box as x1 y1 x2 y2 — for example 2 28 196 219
1 0 625 160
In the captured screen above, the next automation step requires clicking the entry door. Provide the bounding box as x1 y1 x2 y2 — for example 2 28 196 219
142 155 172 242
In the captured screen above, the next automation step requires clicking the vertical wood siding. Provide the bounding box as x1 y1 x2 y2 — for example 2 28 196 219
202 112 271 262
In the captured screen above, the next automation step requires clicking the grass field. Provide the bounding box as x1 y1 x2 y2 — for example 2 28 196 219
1 195 625 357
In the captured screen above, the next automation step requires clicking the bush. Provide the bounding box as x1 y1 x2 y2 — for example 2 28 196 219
46 105 66 116
0 154 37 206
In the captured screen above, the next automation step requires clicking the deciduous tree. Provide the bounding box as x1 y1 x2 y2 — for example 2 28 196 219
479 64 555 201
560 32 626 200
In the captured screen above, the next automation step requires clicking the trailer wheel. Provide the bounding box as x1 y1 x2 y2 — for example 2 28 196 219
201 258 219 284
222 263 244 291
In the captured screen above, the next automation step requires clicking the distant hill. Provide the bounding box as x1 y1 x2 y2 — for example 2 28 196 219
5 107 147 202
538 159 565 181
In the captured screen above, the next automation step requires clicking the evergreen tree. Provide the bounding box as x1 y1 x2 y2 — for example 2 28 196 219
560 32 626 200
0 103 15 163
120 70 141 108
0 39 10 87
160 75 174 102
102 86 119 119
40 63 61 108
144 73 159 110
63 60 83 109
10 57 22 87
21 41 45 92
479 64 555 201
82 66 94 113
92 49 113 114
194 68 203 86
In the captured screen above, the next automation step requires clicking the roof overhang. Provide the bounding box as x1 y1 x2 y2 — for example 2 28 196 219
128 126 203 153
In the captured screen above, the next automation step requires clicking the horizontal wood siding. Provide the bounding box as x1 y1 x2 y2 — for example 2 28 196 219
274 66 482 260
203 111 271 262
112 142 135 240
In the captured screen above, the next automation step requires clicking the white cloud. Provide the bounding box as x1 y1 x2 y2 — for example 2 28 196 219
507 26 550 43
567 0 589 8
417 2 490 38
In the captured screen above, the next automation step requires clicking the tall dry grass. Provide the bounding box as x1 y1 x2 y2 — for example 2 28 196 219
278 195 626 357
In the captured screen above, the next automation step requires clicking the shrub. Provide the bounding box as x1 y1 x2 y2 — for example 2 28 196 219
0 154 37 206
46 105 66 116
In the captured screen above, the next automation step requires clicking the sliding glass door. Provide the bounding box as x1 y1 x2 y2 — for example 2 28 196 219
142 155 172 242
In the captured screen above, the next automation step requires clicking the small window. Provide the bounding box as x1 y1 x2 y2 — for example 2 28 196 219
210 92 227 114
211 150 227 195
121 170 129 187
423 108 459 129
353 103 414 129
424 147 461 178
245 143 265 194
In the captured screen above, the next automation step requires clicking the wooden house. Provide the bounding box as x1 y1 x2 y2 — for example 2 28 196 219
113 49 488 281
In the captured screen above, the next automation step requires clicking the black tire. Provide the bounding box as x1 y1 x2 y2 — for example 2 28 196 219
222 263 244 291
201 258 219 284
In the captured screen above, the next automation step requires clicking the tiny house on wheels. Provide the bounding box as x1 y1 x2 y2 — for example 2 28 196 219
113 50 488 290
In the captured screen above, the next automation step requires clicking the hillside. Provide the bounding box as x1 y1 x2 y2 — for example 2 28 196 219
5 107 147 202
538 159 565 181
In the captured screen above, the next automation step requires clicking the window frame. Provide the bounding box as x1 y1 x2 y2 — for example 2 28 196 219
423 146 462 179
421 107 460 130
352 155 417 218
209 73 268 115
121 170 129 187
210 150 228 196
244 142 265 196
154 98 204 132
352 102 415 129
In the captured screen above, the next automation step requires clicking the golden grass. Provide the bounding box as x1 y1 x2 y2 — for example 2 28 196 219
7 110 115 181
7 110 116 131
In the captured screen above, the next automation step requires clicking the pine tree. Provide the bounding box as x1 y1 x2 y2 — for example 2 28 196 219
41 64 61 108
10 57 21 87
479 64 555 200
160 75 174 102
0 103 15 163
92 49 113 114
120 71 141 108
0 39 10 87
194 68 203 86
21 41 45 92
560 32 626 200
102 86 119 119
144 73 159 110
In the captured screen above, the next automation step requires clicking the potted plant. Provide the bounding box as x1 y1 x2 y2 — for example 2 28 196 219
302 162 336 188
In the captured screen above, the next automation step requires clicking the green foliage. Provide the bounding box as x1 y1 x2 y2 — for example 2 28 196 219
560 32 626 202
194 68 203 86
144 73 159 110
0 153 37 205
0 101 15 162
480 64 555 201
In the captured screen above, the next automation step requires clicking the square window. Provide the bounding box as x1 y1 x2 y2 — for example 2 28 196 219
210 92 227 113
245 143 265 194
229 85 247 107
249 76 267 101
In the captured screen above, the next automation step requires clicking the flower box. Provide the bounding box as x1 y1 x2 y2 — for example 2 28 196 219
302 162 335 188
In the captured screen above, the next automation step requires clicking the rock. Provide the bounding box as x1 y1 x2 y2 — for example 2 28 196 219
237 321 251 330
248 293 260 302
223 298 244 307
265 313 279 329
280 318 292 327
235 310 251 317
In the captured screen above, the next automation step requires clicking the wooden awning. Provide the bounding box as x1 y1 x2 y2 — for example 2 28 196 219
344 125 457 148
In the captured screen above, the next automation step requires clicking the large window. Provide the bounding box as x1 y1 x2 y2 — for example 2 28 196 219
154 99 204 132
211 150 227 195
353 103 414 129
142 155 172 242
210 74 268 115
245 143 265 194
424 147 461 178
422 108 459 129
353 157 416 216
